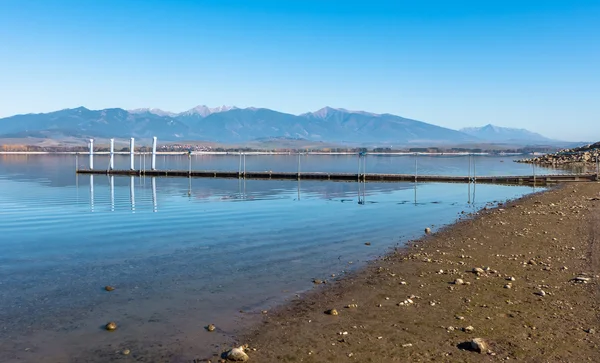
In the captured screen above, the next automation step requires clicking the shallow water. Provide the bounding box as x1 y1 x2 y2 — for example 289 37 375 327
0 154 551 361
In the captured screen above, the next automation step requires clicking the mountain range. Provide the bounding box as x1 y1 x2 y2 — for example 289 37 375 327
0 105 561 146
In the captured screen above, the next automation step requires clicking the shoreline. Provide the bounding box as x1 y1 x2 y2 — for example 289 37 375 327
233 182 600 362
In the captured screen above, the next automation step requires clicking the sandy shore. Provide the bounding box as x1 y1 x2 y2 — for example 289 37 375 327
217 182 600 362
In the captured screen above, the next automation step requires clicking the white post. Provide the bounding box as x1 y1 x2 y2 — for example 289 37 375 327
130 138 135 171
89 139 94 170
151 136 157 170
109 138 114 170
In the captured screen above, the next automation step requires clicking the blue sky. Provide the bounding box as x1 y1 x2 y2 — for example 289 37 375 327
1 0 599 141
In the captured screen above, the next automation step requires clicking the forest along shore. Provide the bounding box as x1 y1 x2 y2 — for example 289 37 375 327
232 183 600 362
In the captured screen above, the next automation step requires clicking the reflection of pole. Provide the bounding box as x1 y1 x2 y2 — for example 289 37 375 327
363 155 367 181
532 162 536 186
130 176 135 212
75 153 79 171
243 153 246 176
152 177 157 212
239 152 242 177
468 181 471 204
110 175 114 212
90 174 95 212
297 180 300 201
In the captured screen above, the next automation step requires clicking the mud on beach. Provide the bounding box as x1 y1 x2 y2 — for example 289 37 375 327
240 183 600 362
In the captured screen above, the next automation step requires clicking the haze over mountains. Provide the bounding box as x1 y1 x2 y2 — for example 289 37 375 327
0 105 563 146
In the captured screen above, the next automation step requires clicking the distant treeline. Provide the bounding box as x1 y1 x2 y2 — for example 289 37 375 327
1 143 560 154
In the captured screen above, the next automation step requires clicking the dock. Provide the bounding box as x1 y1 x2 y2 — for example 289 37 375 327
75 169 599 186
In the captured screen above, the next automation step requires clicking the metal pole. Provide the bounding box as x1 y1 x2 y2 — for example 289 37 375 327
188 153 191 176
468 154 471 182
130 138 135 170
363 154 366 181
89 139 94 170
75 153 79 171
109 138 114 170
151 136 157 170
357 153 361 181
415 153 418 182
298 153 301 179
243 153 246 176
473 154 476 182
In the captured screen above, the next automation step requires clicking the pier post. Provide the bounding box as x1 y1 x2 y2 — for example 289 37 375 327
151 136 157 170
414 153 418 183
109 138 114 170
89 139 94 170
298 153 301 180
130 138 135 171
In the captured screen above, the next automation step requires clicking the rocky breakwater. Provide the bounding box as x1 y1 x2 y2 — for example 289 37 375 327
516 142 600 166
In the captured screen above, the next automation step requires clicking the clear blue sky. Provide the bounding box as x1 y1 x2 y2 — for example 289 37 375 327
1 0 599 141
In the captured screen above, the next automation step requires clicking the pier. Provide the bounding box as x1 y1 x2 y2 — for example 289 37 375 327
75 169 598 186
75 136 600 186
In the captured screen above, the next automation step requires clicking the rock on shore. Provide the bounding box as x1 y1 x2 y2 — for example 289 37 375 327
516 142 600 165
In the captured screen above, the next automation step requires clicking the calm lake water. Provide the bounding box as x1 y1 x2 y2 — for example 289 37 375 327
0 154 557 362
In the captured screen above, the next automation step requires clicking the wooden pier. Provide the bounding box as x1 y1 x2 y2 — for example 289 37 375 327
75 169 599 186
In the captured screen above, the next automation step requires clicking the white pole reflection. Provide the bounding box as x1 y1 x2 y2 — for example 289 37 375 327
152 177 157 212
90 174 95 212
130 176 136 212
110 175 115 212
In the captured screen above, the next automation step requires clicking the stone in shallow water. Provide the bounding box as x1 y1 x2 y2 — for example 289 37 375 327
105 322 117 331
104 286 115 291
425 227 432 234
206 324 216 332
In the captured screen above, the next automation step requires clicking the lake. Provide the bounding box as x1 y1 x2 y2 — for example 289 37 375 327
0 154 557 362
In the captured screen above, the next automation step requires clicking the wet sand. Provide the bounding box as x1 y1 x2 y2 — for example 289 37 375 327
238 183 600 362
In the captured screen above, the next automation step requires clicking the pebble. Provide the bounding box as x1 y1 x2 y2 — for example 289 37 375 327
122 349 130 355
104 286 115 292
345 304 358 309
454 278 465 285
535 290 546 297
506 277 516 281
206 324 216 332
425 227 431 234
472 267 484 274
105 322 117 331
504 284 512 289
325 309 339 316
463 326 475 333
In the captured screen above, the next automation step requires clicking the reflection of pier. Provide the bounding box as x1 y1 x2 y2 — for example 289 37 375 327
87 174 158 212
77 169 598 186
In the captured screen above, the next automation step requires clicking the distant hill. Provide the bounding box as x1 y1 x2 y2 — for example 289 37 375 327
460 124 554 144
0 106 478 146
